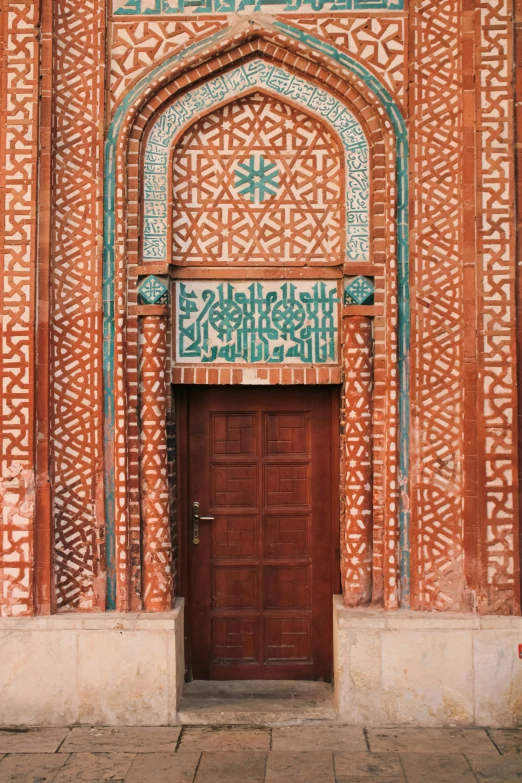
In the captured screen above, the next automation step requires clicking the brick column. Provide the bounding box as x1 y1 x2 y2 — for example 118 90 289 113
341 316 373 607
139 313 172 611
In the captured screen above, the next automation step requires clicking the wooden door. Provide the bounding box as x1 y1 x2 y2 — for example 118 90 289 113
186 385 336 681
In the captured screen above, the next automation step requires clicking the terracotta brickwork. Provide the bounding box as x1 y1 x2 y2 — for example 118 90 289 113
0 1 520 618
51 0 106 612
476 0 519 614
139 315 173 611
409 0 466 611
0 0 39 617
341 316 373 606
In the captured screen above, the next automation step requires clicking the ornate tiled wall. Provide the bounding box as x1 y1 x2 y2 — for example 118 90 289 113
0 0 520 617
0 0 39 616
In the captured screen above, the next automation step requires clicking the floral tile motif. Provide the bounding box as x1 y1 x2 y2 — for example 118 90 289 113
344 276 374 305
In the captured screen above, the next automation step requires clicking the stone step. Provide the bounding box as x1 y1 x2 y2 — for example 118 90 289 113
177 681 338 726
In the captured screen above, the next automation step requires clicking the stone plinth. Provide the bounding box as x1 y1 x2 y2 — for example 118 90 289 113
333 596 522 727
0 599 184 726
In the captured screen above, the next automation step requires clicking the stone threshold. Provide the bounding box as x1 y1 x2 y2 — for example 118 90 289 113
177 680 338 726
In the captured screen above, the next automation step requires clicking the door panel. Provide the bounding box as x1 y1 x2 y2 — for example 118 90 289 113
187 385 335 681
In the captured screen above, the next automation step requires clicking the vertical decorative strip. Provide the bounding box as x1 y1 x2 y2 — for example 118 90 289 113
139 316 173 611
476 0 520 613
35 0 54 614
0 0 39 616
410 0 466 610
51 0 106 610
515 0 522 609
341 316 373 606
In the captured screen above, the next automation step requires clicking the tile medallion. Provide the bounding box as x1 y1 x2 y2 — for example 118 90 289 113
144 59 369 263
113 0 404 16
344 276 374 305
175 281 340 364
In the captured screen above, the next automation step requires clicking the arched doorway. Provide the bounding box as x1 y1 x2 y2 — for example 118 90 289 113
170 89 344 680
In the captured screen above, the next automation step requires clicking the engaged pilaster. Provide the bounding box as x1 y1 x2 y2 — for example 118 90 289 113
138 276 172 611
341 315 373 607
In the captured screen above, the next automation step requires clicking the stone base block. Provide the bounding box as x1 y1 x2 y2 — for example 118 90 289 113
333 596 522 727
0 598 184 727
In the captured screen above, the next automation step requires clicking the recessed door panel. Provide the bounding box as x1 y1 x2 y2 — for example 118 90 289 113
187 385 336 681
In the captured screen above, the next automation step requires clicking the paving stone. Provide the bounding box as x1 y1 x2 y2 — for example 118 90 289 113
272 726 366 752
334 751 405 779
60 727 182 753
124 752 200 782
193 751 266 783
467 753 522 781
179 727 270 752
367 728 498 755
0 753 68 783
265 751 334 783
488 729 522 754
0 729 69 754
333 779 403 783
53 753 135 781
400 753 475 782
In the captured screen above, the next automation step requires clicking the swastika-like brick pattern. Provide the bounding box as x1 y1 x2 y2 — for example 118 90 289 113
51 0 106 611
0 0 39 617
476 0 519 613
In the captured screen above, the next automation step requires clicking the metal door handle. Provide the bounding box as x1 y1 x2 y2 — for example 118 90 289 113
192 501 214 545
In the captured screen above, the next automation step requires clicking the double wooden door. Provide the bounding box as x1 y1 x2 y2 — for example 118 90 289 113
185 385 337 681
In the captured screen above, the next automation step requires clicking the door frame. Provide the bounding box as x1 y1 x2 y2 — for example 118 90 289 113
174 383 341 681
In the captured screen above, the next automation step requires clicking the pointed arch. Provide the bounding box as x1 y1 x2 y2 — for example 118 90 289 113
102 21 410 610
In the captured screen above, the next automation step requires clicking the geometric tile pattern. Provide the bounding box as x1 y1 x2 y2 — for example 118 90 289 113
109 21 228 103
172 94 343 265
0 0 39 616
175 281 340 364
109 17 406 112
476 0 519 613
295 16 407 110
344 276 375 306
138 275 169 305
145 60 369 263
140 316 172 611
113 0 404 14
51 0 106 611
410 0 465 611
341 317 373 607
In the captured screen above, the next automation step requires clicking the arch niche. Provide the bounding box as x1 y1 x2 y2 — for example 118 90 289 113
102 24 407 639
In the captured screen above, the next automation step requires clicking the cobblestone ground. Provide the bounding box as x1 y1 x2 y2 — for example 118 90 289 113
0 726 521 781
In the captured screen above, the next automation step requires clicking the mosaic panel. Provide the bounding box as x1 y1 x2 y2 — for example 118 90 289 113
144 59 369 263
477 0 519 613
175 281 340 364
51 0 106 610
0 0 39 617
113 0 404 15
172 93 343 266
409 0 465 611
